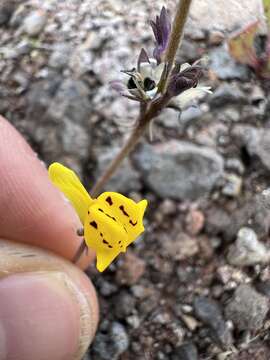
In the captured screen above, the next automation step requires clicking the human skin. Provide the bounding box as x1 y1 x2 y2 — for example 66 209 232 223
0 116 99 360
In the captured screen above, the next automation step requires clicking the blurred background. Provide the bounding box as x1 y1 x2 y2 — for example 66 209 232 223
1 0 270 359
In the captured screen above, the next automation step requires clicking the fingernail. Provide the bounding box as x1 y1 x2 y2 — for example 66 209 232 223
0 271 95 360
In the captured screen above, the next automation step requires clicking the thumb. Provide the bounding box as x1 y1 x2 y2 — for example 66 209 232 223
0 239 99 360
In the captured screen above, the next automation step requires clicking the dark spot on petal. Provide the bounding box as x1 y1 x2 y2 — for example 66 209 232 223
105 213 117 222
119 205 129 217
100 233 103 237
108 245 113 248
127 76 137 89
123 226 128 233
106 196 113 206
90 221 98 229
118 241 122 244
88 210 90 214
103 239 109 245
144 77 156 91
129 219 137 226
98 208 104 213
120 245 123 248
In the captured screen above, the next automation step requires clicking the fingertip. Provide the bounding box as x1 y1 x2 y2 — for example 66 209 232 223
0 239 100 360
0 272 97 360
0 116 94 268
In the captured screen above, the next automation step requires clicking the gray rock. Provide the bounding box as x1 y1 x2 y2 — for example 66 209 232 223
27 77 91 125
47 78 92 124
114 291 136 319
26 74 62 122
225 285 269 330
171 342 198 360
209 46 249 80
176 39 200 63
49 43 72 69
222 107 241 122
92 322 129 360
26 77 91 172
9 3 28 28
111 322 129 355
235 196 270 240
225 158 245 175
233 125 270 171
227 227 270 266
96 279 117 297
23 10 47 36
133 141 224 200
59 118 89 158
193 296 233 348
206 192 270 241
210 84 247 108
179 107 203 131
0 1 16 26
162 233 199 261
188 0 264 33
96 147 141 193
261 188 270 210
158 109 181 129
256 280 270 297
205 207 231 239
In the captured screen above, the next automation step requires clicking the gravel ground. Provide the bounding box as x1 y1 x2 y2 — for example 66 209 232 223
1 0 270 359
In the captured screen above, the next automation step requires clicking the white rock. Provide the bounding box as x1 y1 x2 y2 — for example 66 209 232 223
23 10 47 36
228 227 270 266
188 0 265 34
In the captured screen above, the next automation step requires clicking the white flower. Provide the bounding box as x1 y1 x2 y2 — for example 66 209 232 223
176 86 212 108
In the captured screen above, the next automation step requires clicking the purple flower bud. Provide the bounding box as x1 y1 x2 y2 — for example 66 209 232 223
150 7 171 64
137 48 150 71
167 65 203 97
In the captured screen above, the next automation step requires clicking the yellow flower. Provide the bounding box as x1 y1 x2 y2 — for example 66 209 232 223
48 162 148 272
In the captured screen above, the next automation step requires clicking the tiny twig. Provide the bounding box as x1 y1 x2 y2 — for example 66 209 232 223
72 239 88 263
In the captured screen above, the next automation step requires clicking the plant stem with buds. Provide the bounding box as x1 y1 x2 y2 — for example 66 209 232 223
159 0 193 92
91 0 193 196
165 0 193 74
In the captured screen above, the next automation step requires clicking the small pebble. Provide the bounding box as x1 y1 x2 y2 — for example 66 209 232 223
227 227 270 266
225 284 269 331
23 10 47 36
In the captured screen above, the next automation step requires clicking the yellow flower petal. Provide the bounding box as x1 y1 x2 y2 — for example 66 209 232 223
96 249 120 272
96 192 148 246
48 162 93 223
84 202 128 272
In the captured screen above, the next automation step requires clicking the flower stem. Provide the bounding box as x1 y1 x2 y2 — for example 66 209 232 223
91 95 169 196
166 0 192 71
91 122 146 197
159 0 193 92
